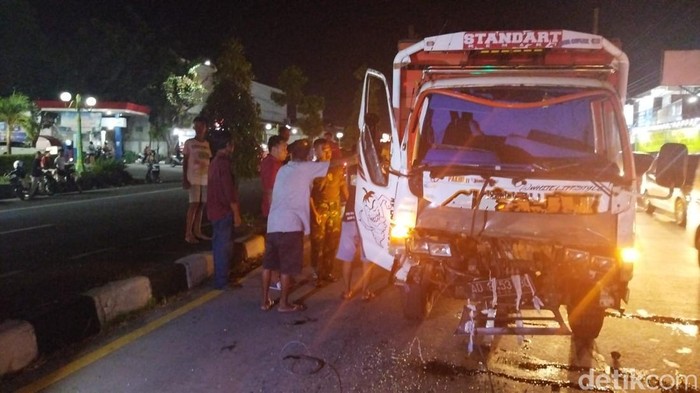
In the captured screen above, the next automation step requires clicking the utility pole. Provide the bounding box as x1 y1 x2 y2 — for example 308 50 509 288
592 7 599 34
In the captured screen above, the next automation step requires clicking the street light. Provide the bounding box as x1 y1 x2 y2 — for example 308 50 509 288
336 131 344 147
60 92 96 173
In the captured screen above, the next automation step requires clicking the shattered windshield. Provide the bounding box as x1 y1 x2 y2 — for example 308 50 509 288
414 87 628 179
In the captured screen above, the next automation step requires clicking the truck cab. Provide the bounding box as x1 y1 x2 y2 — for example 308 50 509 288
354 30 638 344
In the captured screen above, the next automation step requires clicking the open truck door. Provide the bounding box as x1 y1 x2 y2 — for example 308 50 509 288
355 69 402 271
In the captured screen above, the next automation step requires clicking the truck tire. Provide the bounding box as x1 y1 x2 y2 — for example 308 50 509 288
643 192 655 214
403 266 436 320
567 304 605 340
674 198 687 227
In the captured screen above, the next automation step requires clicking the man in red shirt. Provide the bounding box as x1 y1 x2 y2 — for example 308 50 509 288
260 135 288 224
323 131 342 159
260 135 288 291
207 139 241 289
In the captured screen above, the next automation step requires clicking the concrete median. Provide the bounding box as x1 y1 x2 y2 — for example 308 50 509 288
0 234 266 377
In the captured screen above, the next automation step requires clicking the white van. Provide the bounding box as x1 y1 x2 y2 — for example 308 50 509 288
641 154 699 226
641 145 700 265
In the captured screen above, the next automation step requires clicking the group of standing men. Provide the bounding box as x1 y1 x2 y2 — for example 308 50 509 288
181 116 241 290
259 129 374 313
180 118 374 305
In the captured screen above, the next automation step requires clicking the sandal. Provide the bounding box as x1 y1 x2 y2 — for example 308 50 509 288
340 291 353 300
361 291 376 302
278 303 307 313
260 299 275 311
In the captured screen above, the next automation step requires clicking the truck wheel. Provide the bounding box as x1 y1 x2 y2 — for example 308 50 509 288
674 198 687 227
403 266 436 320
643 192 654 214
567 304 605 340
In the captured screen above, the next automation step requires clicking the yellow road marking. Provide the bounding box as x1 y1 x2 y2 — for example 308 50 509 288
17 290 222 393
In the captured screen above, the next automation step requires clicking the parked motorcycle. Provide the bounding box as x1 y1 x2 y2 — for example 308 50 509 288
145 151 161 183
39 169 57 196
146 161 161 183
53 163 82 194
8 160 30 200
10 163 55 199
170 154 183 167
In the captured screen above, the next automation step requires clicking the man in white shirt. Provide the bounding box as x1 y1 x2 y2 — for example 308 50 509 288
183 116 212 243
54 148 67 177
261 139 333 312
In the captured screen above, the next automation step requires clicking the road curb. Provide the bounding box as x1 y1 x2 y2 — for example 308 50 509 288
87 276 152 326
0 234 266 377
0 320 37 375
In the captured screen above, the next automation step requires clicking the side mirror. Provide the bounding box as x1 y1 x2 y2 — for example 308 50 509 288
655 143 688 188
633 152 654 178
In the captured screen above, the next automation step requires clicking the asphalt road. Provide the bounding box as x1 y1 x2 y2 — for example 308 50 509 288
1 167 698 391
0 164 263 321
3 209 698 392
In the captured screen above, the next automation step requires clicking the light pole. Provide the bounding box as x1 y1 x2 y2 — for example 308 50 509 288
60 92 96 173
336 131 344 148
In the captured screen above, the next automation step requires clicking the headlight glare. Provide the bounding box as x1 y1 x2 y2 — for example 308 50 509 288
390 211 416 239
620 247 638 264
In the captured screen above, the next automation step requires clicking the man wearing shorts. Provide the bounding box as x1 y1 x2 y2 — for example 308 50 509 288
183 116 212 244
261 139 331 312
337 160 374 301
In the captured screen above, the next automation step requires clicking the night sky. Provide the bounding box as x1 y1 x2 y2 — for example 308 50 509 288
30 0 700 125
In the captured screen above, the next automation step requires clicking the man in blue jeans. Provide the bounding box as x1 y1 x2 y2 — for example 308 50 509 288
207 139 241 289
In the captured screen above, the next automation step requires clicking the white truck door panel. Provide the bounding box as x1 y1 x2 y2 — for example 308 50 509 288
355 69 401 271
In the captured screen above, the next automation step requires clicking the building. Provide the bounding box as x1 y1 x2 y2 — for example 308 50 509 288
179 63 305 151
4 63 314 159
28 100 151 160
628 50 700 153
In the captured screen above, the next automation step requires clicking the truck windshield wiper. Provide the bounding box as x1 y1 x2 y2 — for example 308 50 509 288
535 157 619 176
423 162 536 178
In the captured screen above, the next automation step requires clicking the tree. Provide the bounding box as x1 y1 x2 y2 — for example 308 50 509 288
201 38 263 179
24 103 42 148
272 65 326 137
271 65 307 124
298 95 325 139
163 67 206 127
0 92 33 155
343 65 370 149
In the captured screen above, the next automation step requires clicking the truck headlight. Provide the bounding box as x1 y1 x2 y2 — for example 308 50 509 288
409 239 430 254
591 256 615 270
564 248 590 263
429 243 452 257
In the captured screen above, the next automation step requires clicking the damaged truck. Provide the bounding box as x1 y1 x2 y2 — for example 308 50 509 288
353 30 644 343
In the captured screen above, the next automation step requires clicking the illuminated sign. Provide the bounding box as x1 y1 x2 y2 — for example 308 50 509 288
463 30 564 50
424 30 604 52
